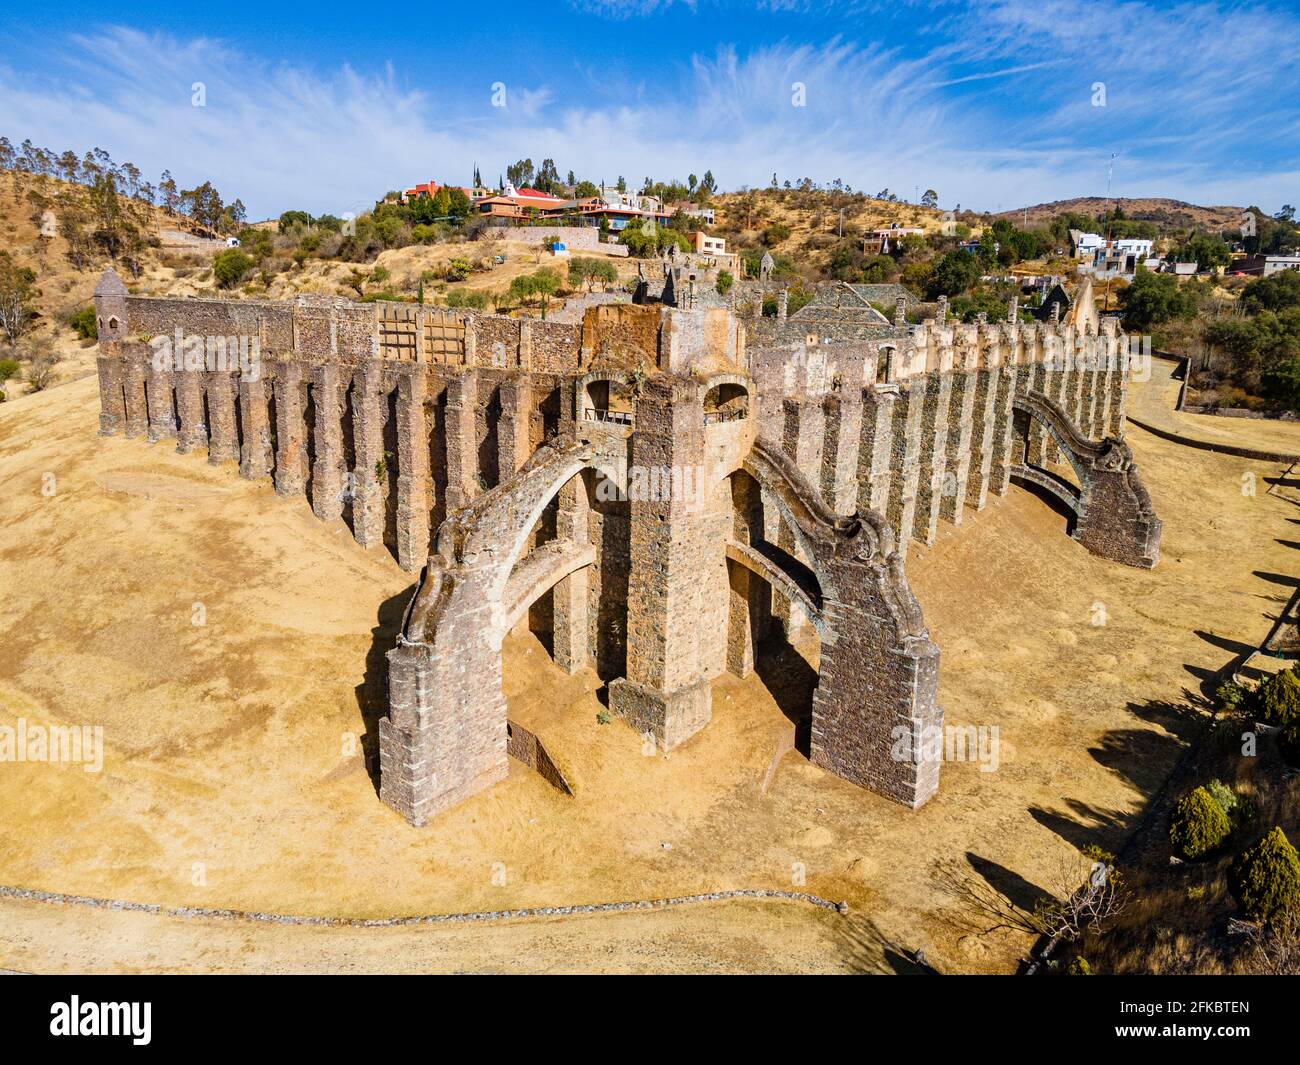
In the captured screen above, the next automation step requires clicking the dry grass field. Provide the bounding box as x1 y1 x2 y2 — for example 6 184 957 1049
1 370 1297 973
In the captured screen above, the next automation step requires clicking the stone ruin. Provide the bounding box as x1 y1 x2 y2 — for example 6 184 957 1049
92 268 1161 825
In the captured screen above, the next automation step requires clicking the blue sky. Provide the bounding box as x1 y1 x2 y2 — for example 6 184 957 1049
1 0 1296 219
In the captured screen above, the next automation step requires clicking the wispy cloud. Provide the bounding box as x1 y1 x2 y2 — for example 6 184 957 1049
0 2 1296 216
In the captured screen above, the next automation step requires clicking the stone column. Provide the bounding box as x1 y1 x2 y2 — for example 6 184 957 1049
552 475 590 675
914 371 953 545
886 378 926 560
1107 345 1127 436
444 370 479 514
96 356 126 436
174 367 206 455
351 362 386 548
941 368 978 525
145 361 177 442
206 372 240 464
858 389 895 515
965 367 1001 510
496 374 533 477
273 362 307 496
312 364 345 522
238 374 273 480
821 390 862 514
1023 359 1049 466
989 365 1020 496
121 357 148 439
609 375 713 750
395 369 431 572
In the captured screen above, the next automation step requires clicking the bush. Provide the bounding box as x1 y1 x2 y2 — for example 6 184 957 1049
1231 827 1300 923
1066 956 1092 975
1204 778 1238 818
212 249 253 288
68 305 97 340
1215 679 1248 715
1168 786 1232 859
1254 667 1300 727
1279 722 1300 767
0 357 19 383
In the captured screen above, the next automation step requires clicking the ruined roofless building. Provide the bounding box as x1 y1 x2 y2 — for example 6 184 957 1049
93 269 1161 826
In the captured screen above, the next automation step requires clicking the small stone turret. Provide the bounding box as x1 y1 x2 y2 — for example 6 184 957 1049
894 296 907 326
93 268 129 345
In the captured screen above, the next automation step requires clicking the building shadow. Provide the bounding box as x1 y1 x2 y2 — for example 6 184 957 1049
355 579 419 795
753 630 817 754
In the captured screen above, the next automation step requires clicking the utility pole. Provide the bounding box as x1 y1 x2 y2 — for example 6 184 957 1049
1103 152 1117 312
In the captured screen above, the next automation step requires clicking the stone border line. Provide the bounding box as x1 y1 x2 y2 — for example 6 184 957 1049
0 884 848 927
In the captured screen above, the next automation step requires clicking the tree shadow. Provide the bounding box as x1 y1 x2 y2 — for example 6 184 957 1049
1254 570 1300 589
1193 629 1256 657
966 852 1052 914
830 911 940 974
1029 798 1133 852
355 578 420 795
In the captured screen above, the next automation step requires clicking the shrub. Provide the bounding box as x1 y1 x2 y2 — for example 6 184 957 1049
0 357 19 383
1168 786 1231 859
1204 778 1239 818
68 305 97 340
1231 827 1300 924
1215 679 1248 715
1066 956 1092 975
1279 722 1300 767
1254 667 1300 727
212 249 253 288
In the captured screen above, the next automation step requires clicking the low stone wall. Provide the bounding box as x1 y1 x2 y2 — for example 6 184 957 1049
491 226 629 256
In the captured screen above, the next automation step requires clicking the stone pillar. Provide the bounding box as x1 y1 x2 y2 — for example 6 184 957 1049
145 361 177 442
312 364 345 521
913 371 953 546
941 368 978 525
273 363 307 496
121 357 149 439
965 367 1000 510
552 474 590 675
989 365 1020 496
609 375 712 750
1107 346 1127 436
96 356 126 436
238 375 273 480
206 372 240 464
351 363 386 548
174 367 206 455
1023 359 1049 466
886 378 926 560
444 371 479 514
776 397 824 631
858 389 895 514
777 288 788 325
395 369 431 572
496 374 533 477
820 390 863 514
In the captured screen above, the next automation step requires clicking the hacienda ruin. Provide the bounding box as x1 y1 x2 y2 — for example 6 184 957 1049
91 263 1162 826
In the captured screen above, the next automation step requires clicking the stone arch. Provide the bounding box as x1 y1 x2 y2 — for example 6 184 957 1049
1010 390 1161 568
735 438 943 808
380 440 603 825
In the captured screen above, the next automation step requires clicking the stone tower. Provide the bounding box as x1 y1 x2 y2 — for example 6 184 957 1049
93 268 129 344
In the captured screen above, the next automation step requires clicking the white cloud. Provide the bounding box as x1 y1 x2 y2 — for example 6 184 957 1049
0 4 1296 217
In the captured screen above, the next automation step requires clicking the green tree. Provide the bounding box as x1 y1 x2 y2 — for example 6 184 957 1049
1253 666 1300 726
68 305 97 340
1168 786 1231 859
1179 232 1231 272
0 252 40 343
929 249 980 298
1243 270 1300 314
716 269 734 296
212 248 253 288
1231 827 1300 924
1117 269 1198 329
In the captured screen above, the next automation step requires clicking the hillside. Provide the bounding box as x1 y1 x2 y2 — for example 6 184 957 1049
0 171 636 398
994 197 1244 233
709 188 949 277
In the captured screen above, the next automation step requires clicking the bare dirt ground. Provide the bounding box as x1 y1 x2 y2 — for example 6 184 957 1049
1129 357 1300 457
0 374 1296 973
